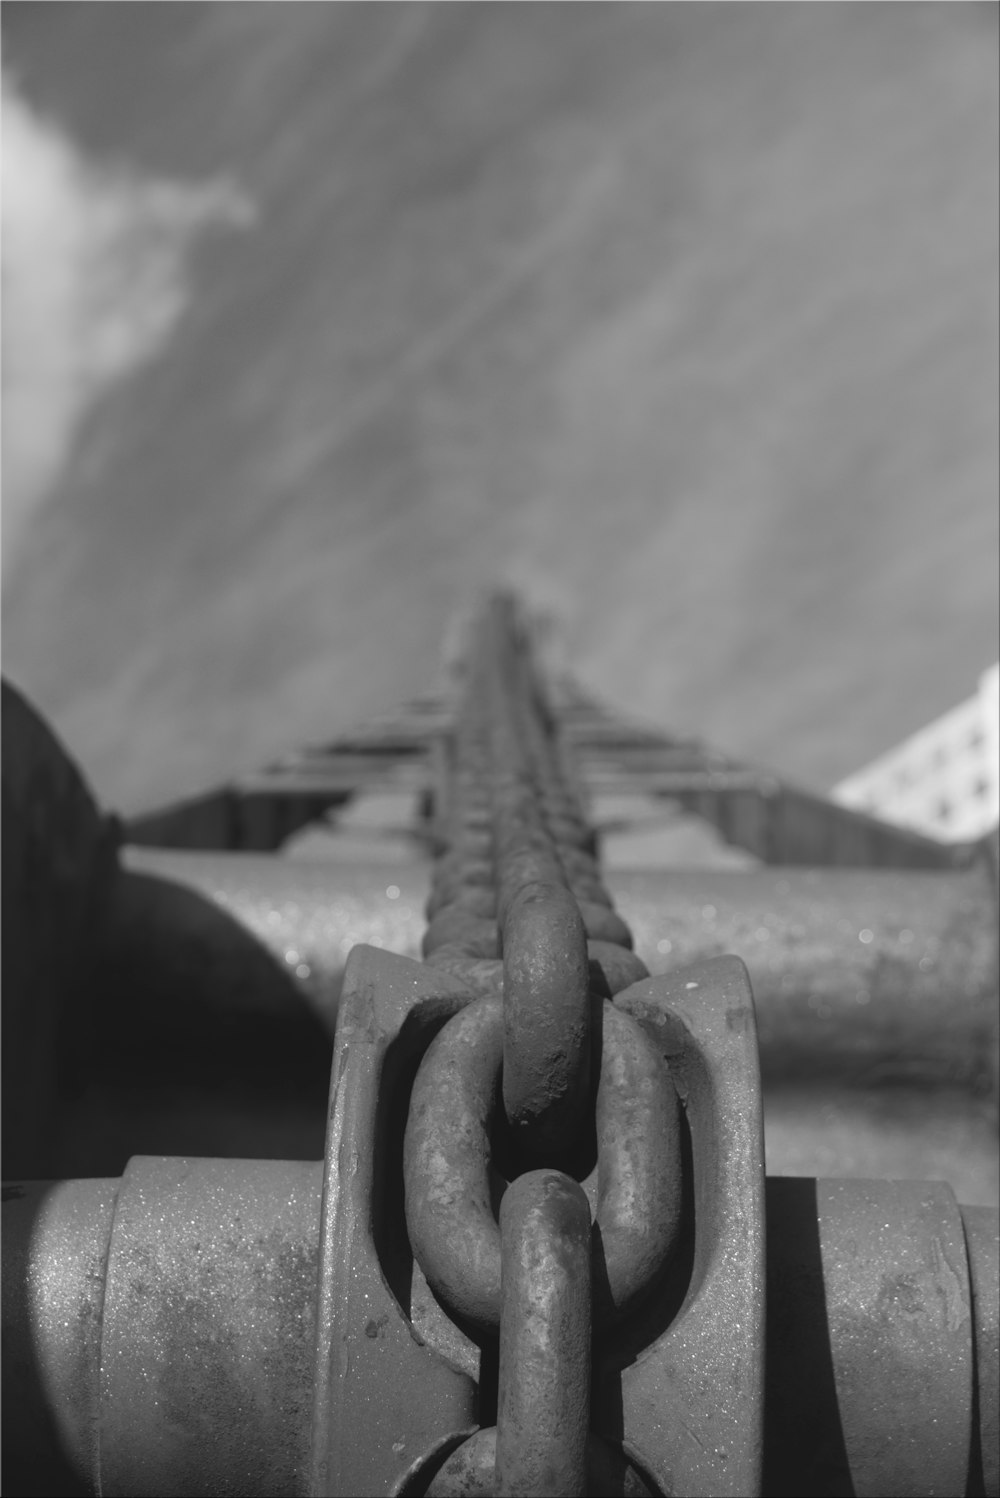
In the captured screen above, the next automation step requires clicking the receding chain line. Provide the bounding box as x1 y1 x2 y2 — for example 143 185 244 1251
422 596 646 993
406 598 684 1497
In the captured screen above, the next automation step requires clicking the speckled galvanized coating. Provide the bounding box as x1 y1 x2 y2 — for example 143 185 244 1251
612 863 998 1088
309 946 479 1498
2 1177 118 1491
119 848 429 1036
961 1204 999 1498
611 957 767 1497
500 881 592 1166
117 852 997 1091
98 1155 322 1497
811 1179 972 1498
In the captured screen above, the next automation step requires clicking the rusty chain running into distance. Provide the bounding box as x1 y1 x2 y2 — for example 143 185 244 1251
404 595 686 1493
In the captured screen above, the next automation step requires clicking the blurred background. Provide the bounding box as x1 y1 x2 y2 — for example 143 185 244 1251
2 1 997 818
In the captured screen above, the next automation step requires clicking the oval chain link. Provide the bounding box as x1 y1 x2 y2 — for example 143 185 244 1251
426 1170 592 1497
404 994 684 1334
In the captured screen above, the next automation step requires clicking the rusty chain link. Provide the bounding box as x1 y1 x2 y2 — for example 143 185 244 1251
404 994 683 1333
426 1170 592 1497
496 1171 592 1494
405 595 685 1492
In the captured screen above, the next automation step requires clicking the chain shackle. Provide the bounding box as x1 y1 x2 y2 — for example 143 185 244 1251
403 993 684 1335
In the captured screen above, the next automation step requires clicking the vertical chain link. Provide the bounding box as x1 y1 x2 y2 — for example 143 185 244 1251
496 1171 592 1496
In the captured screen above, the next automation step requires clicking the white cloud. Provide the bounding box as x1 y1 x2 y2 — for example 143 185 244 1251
1 76 254 572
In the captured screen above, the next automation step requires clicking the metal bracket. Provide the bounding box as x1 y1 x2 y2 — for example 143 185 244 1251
309 946 479 1498
611 956 766 1497
310 946 767 1497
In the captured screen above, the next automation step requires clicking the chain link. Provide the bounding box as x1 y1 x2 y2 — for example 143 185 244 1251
403 994 683 1333
495 1171 592 1495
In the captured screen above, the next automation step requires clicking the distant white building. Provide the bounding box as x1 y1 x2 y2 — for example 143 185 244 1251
834 664 999 843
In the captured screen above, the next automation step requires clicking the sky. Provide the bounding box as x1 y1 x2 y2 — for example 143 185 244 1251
1 4 997 814
1 72 253 574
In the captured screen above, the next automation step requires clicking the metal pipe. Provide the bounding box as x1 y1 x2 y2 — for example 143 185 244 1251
2 1159 322 1497
764 1177 997 1497
5 1163 996 1497
116 850 997 1087
1 1177 117 1496
114 848 428 1036
613 864 998 1087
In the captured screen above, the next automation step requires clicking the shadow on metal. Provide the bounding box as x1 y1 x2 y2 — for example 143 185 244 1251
764 1178 854 1496
1 1181 93 1498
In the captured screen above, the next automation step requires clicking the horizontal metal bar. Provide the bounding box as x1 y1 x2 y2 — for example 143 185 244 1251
4 1166 995 1497
82 850 993 1198
117 848 997 1090
611 862 998 1088
2 1162 322 1496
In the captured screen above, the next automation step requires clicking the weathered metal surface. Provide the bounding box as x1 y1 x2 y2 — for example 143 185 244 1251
104 847 998 1199
500 879 592 1168
422 595 646 1166
962 1205 999 1498
614 863 998 1088
495 1172 592 1496
112 848 385 1036
397 582 689 1496
3 1161 321 1497
100 1156 321 1497
764 1177 989 1497
115 851 997 1093
816 1178 973 1498
2 1177 118 1495
402 995 506 1333
6 1160 997 1495
309 946 478 1498
762 1084 998 1212
403 994 683 1335
424 1429 656 1496
585 1003 684 1326
601 956 767 1497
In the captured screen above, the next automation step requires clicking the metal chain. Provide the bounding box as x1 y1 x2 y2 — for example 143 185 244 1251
423 595 648 999
407 594 683 1493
